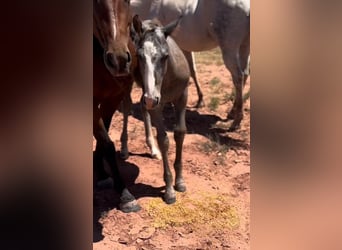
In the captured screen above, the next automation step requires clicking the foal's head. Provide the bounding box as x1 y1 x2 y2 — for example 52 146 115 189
93 0 132 76
130 15 181 110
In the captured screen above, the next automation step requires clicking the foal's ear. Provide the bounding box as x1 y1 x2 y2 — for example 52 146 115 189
161 15 182 38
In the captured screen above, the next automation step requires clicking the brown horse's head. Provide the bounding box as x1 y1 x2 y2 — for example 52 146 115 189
93 0 132 76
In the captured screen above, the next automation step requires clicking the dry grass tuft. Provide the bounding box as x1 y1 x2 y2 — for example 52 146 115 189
146 192 239 230
195 48 223 66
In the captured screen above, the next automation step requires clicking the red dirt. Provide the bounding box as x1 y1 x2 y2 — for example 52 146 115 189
93 60 250 249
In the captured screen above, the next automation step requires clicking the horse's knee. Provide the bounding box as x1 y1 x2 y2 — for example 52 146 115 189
174 129 186 139
157 133 169 148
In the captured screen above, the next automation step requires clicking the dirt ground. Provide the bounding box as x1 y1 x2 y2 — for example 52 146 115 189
93 49 250 250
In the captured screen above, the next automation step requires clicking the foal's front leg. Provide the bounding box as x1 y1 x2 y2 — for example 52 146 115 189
147 107 176 204
141 99 162 160
173 88 188 192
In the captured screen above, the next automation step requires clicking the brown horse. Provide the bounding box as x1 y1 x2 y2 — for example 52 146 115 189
93 0 140 213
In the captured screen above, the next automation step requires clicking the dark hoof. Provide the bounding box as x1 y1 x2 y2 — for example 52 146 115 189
119 199 141 213
228 124 241 132
119 151 129 160
163 194 176 204
175 182 186 192
195 100 205 108
227 112 235 120
96 177 113 189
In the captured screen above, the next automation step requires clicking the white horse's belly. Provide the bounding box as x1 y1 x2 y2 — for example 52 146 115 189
172 31 218 52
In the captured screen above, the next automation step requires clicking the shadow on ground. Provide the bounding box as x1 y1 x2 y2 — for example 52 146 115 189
93 151 164 243
118 101 249 152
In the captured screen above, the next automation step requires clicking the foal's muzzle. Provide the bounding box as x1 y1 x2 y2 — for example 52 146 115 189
143 96 160 110
105 50 131 76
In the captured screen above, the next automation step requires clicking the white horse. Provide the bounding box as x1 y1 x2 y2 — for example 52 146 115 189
130 0 250 131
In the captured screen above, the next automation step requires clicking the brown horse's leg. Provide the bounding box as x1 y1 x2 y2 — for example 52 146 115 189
173 87 188 192
93 105 140 213
120 91 132 160
94 98 119 181
148 106 176 204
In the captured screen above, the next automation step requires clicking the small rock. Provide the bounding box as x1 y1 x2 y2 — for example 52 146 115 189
129 225 142 235
136 238 143 244
118 237 129 244
138 227 155 240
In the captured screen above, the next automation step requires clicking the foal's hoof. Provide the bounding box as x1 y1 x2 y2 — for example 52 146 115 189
175 182 186 192
163 193 176 204
119 199 141 213
151 150 162 160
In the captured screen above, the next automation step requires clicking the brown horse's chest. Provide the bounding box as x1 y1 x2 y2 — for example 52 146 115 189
94 72 133 106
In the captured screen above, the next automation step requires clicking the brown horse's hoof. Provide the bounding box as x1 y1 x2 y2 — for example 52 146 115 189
227 111 235 120
119 151 129 160
120 199 141 213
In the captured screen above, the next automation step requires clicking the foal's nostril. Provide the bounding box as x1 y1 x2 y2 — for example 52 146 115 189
143 96 159 109
154 97 159 106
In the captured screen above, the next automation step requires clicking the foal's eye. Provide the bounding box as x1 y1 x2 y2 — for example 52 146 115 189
124 0 130 4
161 54 169 61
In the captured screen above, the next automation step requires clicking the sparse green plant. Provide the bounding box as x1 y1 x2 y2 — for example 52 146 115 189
223 91 234 103
201 134 229 155
209 77 220 87
208 96 220 111
199 134 230 166
222 88 250 104
243 89 250 102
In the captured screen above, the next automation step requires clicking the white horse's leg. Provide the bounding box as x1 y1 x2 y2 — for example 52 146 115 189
213 6 249 131
182 50 204 108
219 45 245 131
141 99 162 160
239 34 250 81
226 33 250 121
